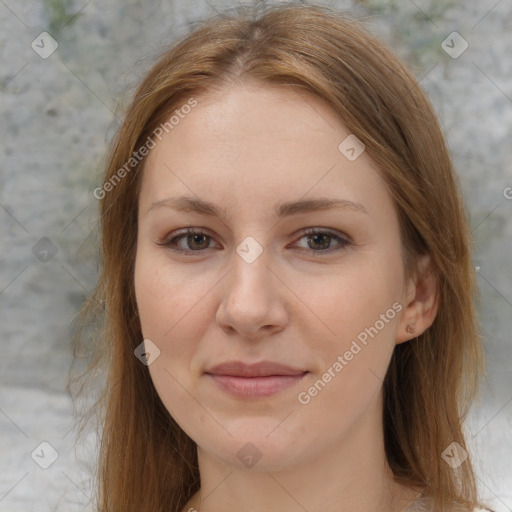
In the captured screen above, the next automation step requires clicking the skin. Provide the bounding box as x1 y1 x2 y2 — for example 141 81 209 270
134 82 438 512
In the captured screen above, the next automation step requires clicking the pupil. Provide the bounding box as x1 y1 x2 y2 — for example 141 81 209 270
190 234 208 249
309 233 330 250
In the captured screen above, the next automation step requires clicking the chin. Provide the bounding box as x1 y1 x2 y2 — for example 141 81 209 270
200 423 307 472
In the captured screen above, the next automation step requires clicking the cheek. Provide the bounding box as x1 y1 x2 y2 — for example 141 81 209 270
292 251 403 400
135 250 205 339
295 257 402 345
292 268 400 435
134 249 217 385
134 252 208 433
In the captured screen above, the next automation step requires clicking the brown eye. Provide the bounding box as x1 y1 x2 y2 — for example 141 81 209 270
157 229 216 253
306 232 332 251
184 233 211 250
293 228 351 255
158 227 351 256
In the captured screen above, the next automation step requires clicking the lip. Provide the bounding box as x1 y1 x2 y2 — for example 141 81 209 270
205 361 308 398
206 360 307 377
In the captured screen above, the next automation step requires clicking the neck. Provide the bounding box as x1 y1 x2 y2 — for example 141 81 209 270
186 392 420 512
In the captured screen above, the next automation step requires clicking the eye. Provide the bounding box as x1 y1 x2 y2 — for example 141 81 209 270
156 227 351 256
291 228 351 254
156 228 217 254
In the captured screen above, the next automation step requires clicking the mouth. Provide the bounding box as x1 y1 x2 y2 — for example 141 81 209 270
204 360 309 398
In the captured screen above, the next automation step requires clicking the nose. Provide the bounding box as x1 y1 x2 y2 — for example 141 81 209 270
216 247 288 340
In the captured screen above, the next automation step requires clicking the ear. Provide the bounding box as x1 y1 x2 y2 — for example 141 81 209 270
396 253 439 345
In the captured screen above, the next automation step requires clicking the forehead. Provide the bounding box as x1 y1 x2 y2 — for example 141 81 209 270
139 83 391 218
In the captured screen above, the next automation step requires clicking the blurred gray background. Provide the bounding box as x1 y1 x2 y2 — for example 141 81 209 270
0 0 511 510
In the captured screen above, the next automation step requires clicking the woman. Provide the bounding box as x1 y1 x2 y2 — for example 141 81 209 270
76 2 493 511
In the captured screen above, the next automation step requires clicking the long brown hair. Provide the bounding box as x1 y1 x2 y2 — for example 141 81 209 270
71 2 488 511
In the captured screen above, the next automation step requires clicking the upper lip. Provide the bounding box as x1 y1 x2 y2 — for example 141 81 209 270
205 361 307 377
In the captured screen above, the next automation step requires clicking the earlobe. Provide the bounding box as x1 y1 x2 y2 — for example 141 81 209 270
396 254 439 345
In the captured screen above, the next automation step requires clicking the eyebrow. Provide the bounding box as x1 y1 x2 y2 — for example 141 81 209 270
147 195 368 218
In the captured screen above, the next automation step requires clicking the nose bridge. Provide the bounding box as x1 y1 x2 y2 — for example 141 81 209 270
228 236 272 305
217 236 287 337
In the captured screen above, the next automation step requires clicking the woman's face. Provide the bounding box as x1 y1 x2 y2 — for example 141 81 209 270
134 83 412 471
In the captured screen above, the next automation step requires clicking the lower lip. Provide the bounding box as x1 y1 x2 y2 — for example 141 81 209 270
206 372 308 398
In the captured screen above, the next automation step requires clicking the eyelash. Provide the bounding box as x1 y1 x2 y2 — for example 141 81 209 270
156 227 352 256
